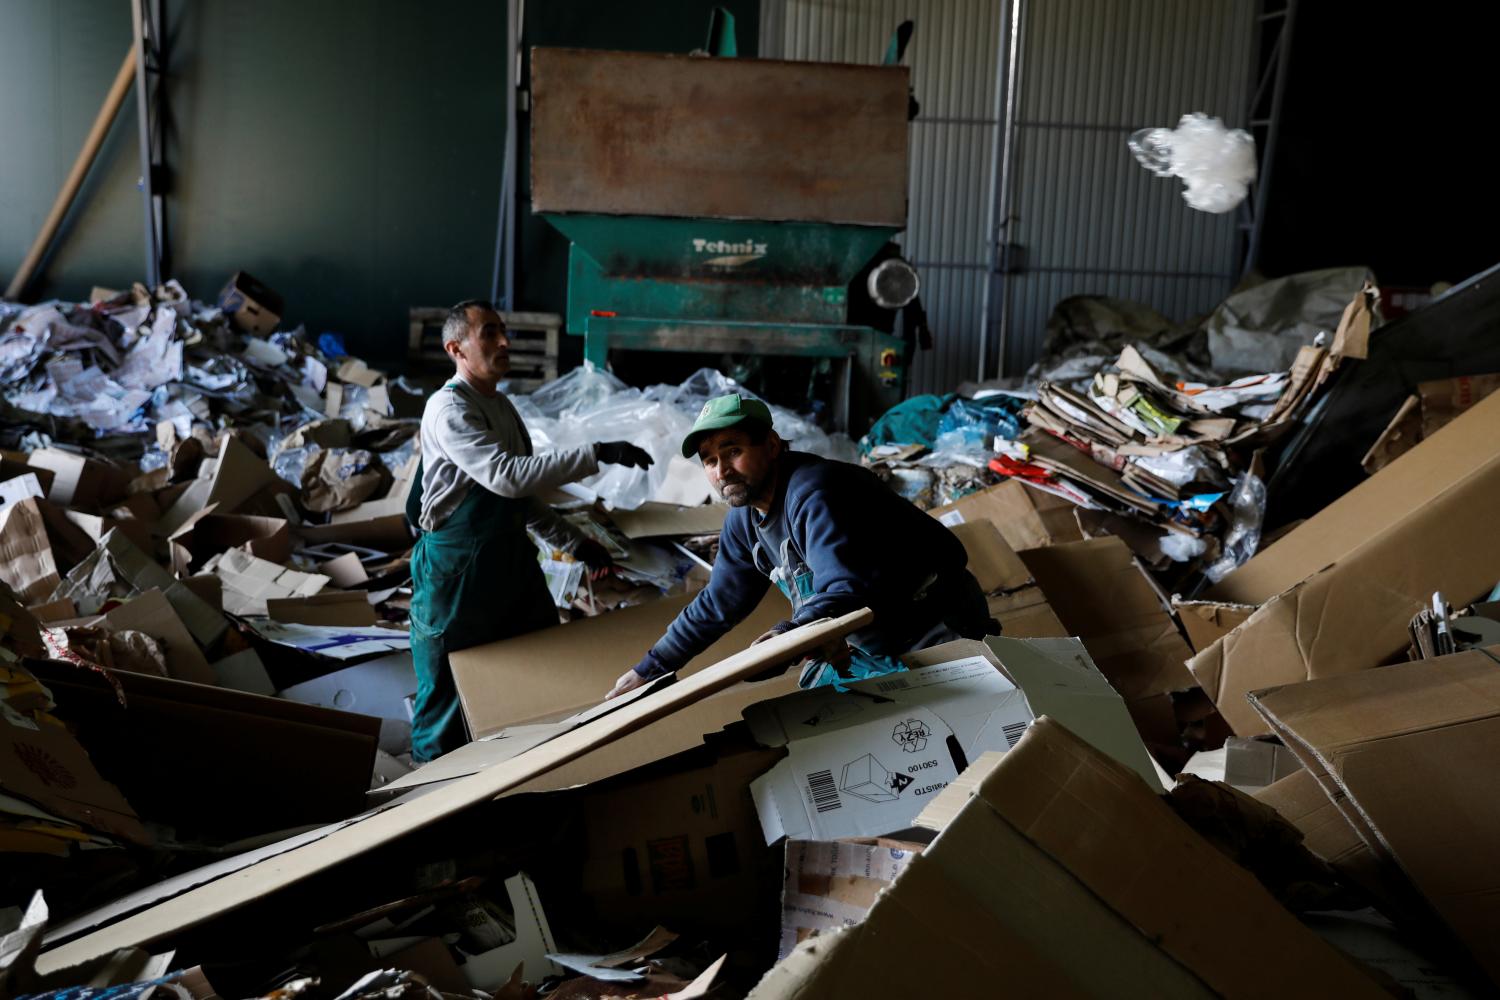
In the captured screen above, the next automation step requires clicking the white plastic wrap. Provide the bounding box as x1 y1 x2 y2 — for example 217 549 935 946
1129 113 1256 214
512 364 853 509
1160 531 1209 563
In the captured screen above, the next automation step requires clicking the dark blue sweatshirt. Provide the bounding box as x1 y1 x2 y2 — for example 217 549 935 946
636 452 978 677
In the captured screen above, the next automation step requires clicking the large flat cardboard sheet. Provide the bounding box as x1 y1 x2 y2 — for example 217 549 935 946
35 609 872 973
451 588 787 738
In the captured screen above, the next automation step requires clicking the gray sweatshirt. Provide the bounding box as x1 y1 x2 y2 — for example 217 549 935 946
417 375 599 543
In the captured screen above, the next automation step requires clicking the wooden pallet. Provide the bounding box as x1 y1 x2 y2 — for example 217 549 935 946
408 308 561 392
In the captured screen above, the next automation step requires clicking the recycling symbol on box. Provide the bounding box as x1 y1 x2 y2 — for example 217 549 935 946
892 719 930 753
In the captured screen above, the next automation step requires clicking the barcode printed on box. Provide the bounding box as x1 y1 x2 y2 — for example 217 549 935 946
1002 720 1029 748
875 677 910 693
808 769 842 813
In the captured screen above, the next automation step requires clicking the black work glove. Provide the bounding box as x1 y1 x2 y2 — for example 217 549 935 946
594 441 655 469
573 538 614 577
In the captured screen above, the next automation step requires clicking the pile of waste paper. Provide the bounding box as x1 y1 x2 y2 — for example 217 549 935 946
5 264 1500 998
861 268 1380 587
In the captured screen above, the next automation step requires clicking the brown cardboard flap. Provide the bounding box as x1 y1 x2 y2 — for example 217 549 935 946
99 589 217 687
35 609 872 974
1212 388 1500 604
266 591 378 627
1248 652 1500 983
452 589 787 738
928 478 1081 552
1189 443 1500 735
607 502 727 540
978 719 1387 994
1020 538 1196 703
1173 599 1255 654
949 518 1031 593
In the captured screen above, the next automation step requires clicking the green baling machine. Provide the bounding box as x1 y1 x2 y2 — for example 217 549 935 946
530 42 922 432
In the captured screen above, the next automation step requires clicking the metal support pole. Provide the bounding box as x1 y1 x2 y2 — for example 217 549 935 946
988 0 1026 378
1243 0 1297 277
490 0 521 310
130 0 166 287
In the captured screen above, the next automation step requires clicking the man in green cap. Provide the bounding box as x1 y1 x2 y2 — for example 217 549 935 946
605 392 996 699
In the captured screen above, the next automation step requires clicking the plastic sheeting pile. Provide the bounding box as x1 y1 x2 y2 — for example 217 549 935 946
514 364 857 511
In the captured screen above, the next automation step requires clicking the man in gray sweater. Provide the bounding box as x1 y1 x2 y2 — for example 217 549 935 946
407 300 651 761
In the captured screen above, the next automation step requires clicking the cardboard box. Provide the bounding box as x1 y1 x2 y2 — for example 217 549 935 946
927 478 1082 552
34 610 872 974
747 636 1162 844
1173 598 1255 654
25 449 130 511
158 436 281 536
1019 537 1195 748
217 271 284 336
577 745 783 933
1192 389 1500 734
1249 651 1500 984
1179 736 1302 790
779 837 923 960
205 548 329 617
749 718 1389 999
451 588 788 738
35 659 381 842
947 518 1068 638
169 513 292 575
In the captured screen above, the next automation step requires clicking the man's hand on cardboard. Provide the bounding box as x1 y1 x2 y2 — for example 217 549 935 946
605 664 650 701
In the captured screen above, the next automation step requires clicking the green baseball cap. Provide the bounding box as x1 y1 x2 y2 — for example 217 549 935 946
681 393 774 458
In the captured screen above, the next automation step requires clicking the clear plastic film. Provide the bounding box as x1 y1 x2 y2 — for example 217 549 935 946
512 364 853 509
1202 472 1267 582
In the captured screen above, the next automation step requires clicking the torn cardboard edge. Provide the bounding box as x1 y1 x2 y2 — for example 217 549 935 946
36 608 873 972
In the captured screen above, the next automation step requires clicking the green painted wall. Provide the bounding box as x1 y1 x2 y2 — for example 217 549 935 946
1 0 759 366
1 0 507 363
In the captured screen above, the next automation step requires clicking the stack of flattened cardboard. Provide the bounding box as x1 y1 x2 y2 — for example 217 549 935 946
1188 387 1500 734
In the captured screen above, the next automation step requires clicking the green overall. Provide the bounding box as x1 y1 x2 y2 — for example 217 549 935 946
406 460 558 763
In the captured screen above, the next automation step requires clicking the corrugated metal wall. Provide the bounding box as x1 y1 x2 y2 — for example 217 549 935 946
999 0 1255 375
765 0 1006 395
766 0 1256 389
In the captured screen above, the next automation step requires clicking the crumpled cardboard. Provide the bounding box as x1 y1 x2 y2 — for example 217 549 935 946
0 499 65 602
50 529 227 647
203 548 328 617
